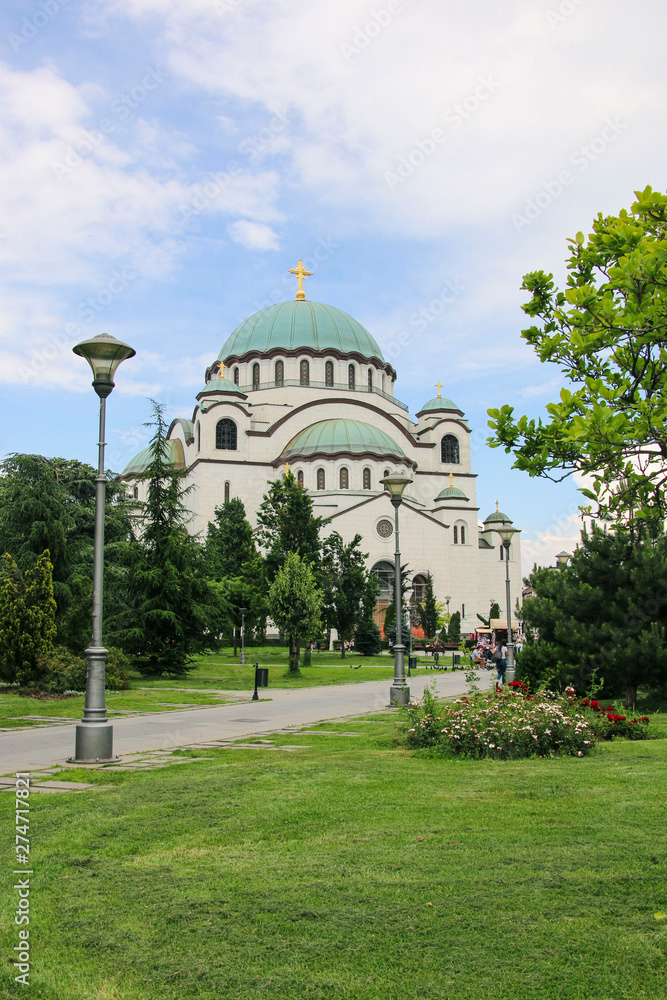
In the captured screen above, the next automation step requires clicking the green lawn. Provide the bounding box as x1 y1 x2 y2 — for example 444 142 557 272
1 711 665 999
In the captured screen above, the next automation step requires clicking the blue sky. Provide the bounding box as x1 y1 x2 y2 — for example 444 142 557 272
1 0 665 573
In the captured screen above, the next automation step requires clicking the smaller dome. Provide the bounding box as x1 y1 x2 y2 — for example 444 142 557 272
484 509 512 524
279 418 406 464
122 439 185 478
435 486 469 502
419 396 460 414
196 377 247 399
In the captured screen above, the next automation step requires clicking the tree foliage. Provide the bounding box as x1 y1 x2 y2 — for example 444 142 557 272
416 573 439 639
111 402 230 675
518 525 667 706
205 499 266 650
267 551 322 671
0 551 57 686
355 619 382 655
256 471 327 579
320 532 377 657
447 610 461 644
488 186 667 525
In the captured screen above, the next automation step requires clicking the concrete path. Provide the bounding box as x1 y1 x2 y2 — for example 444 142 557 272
0 671 483 774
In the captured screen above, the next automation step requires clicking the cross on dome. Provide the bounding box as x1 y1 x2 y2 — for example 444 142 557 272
435 380 442 398
449 472 454 487
219 361 225 379
289 259 313 300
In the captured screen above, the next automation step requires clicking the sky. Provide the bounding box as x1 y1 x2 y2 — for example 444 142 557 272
0 0 665 576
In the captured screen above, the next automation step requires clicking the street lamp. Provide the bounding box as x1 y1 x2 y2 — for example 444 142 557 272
240 607 248 665
380 474 413 706
494 522 520 683
71 332 135 762
555 550 571 570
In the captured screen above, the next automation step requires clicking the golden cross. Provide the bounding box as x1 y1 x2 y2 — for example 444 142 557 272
435 380 442 398
219 361 225 379
449 472 454 487
289 259 313 300
496 499 499 512
285 462 291 474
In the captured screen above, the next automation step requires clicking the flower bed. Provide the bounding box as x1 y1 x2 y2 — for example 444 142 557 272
577 698 650 740
406 686 596 759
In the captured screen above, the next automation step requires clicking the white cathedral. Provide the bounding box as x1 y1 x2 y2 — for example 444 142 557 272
122 261 522 636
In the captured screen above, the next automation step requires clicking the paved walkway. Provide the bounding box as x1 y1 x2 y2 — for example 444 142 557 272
0 671 482 774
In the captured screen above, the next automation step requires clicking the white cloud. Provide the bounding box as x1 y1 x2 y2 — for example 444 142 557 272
520 513 586 577
228 219 280 250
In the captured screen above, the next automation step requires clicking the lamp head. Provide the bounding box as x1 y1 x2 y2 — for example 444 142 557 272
495 524 518 547
73 332 136 398
555 550 571 569
380 474 413 506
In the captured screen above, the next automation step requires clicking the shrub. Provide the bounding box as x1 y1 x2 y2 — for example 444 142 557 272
35 645 130 693
355 620 382 655
578 698 650 740
406 687 596 759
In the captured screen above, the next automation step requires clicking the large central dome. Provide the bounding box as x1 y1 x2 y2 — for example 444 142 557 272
219 300 385 363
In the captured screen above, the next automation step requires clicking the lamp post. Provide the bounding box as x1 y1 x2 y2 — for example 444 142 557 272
240 607 247 665
71 332 135 762
494 523 519 684
380 474 413 706
555 550 571 570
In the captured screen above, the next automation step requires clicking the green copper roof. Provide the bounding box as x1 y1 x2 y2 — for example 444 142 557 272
484 510 512 524
280 419 405 462
196 377 247 399
219 300 385 362
435 486 469 501
419 396 460 413
121 439 185 478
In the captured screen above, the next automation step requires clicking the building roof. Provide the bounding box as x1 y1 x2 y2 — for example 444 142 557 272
279 418 406 463
218 300 385 363
196 376 248 399
418 396 460 414
484 509 512 524
435 486 469 501
121 439 186 478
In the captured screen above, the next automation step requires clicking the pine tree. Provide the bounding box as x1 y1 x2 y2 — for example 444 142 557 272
320 532 377 657
0 551 57 686
355 619 382 655
447 610 461 644
419 573 439 639
268 552 322 672
205 499 257 579
112 402 230 676
256 471 327 580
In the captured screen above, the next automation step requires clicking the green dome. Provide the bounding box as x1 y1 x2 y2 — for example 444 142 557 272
484 509 512 524
219 300 384 362
435 486 469 501
419 396 460 413
196 376 247 399
280 419 405 463
122 439 185 478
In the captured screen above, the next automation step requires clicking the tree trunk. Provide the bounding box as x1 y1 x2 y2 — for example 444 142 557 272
340 631 346 659
624 683 637 709
303 644 311 666
290 634 300 672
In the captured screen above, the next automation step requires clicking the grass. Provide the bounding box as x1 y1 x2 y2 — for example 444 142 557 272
0 710 665 999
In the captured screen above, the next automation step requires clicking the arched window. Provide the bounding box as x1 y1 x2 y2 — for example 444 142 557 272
317 468 325 490
371 561 394 601
224 481 230 502
325 360 334 386
461 525 466 545
441 434 460 464
275 360 284 386
300 359 310 385
453 525 458 544
233 367 239 385
216 418 237 451
412 574 427 603
367 368 373 390
252 363 260 389
348 364 355 390
383 468 390 477
133 486 139 500
339 467 349 489
363 467 371 490
297 470 304 487
381 373 385 391
196 422 200 451
501 545 511 561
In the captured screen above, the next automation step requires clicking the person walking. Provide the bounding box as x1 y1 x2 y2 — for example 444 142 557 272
493 640 508 689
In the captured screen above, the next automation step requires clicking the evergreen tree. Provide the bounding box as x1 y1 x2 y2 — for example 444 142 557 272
355 619 382 655
447 610 461 644
519 525 667 706
205 499 257 579
111 402 230 676
268 552 322 672
256 471 327 580
417 573 439 639
0 551 57 686
320 532 377 658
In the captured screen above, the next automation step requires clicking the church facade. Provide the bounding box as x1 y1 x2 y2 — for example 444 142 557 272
122 263 522 636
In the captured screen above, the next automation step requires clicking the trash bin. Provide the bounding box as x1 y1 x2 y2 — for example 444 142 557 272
408 656 417 672
452 652 461 668
256 668 269 688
